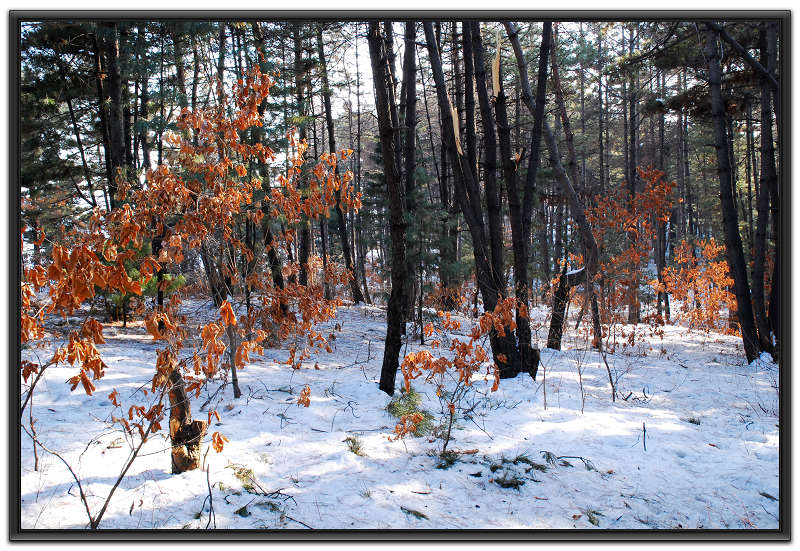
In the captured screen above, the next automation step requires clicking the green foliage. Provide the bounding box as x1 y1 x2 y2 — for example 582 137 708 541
386 387 434 437
141 273 186 298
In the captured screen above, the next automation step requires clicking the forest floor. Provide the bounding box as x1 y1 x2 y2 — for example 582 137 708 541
20 300 780 530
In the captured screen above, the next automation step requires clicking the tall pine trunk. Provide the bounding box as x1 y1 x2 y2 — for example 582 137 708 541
425 22 522 379
368 21 408 396
704 25 761 363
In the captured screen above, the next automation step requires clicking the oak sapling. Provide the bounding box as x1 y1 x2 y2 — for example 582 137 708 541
398 298 518 456
19 59 361 526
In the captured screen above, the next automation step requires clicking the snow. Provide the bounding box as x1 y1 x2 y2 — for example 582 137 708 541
19 302 780 530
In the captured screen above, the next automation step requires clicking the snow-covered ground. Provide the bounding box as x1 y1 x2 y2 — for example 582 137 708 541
20 302 780 530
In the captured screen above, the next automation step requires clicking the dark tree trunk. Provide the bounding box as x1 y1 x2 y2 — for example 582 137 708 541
752 24 777 355
369 21 408 396
547 266 587 350
597 28 605 195
506 21 602 349
550 25 580 190
263 217 288 316
200 242 227 308
172 23 188 110
704 25 761 363
469 23 504 296
765 22 780 360
401 22 418 317
626 26 641 325
292 23 312 288
99 24 125 211
494 50 538 378
504 21 552 287
137 26 152 170
462 24 478 184
425 22 522 379
656 70 670 319
353 27 372 304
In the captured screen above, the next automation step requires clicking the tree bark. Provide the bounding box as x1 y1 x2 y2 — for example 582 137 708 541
493 45 539 378
704 25 761 363
765 22 780 360
292 23 312 288
369 21 408 396
751 25 776 354
425 22 522 379
505 21 602 349
401 22 418 317
100 24 125 211
168 366 208 474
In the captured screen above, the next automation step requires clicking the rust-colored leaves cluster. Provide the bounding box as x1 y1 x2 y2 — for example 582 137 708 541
654 238 735 333
400 297 517 408
388 412 425 442
20 56 361 458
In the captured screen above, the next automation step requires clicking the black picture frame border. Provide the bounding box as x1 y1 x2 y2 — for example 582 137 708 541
8 9 791 542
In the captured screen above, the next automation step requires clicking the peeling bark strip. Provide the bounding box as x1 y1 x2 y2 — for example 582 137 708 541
168 367 207 474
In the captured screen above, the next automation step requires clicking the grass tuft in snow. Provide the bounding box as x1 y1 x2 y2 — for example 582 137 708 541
234 505 251 518
343 435 365 456
541 450 558 465
683 416 701 425
492 475 525 490
582 508 604 526
506 454 548 472
435 450 459 470
400 506 429 520
386 387 434 436
227 463 257 494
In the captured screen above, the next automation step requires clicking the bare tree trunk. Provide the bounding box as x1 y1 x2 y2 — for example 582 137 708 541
626 25 641 325
765 21 780 360
494 38 539 378
505 22 552 289
704 24 761 363
369 21 408 396
353 24 372 304
292 23 312 288
506 23 602 350
469 23 504 297
753 24 777 355
425 22 522 378
401 22 418 317
547 265 586 349
656 70 670 319
99 24 125 211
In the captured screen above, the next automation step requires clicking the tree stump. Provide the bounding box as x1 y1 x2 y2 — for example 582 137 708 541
168 368 207 474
